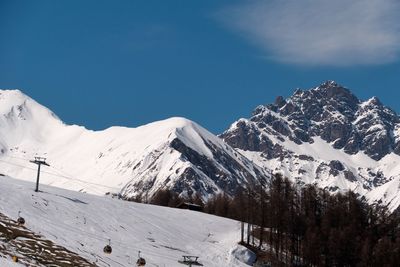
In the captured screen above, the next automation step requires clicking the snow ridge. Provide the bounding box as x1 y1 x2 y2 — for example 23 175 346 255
0 89 263 201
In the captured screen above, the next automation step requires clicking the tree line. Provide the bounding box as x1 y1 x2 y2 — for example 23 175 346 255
204 174 400 266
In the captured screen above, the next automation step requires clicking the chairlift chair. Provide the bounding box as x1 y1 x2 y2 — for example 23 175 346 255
103 239 112 254
17 211 25 226
136 250 146 266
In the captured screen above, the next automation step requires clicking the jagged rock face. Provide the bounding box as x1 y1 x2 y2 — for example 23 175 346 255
222 81 400 161
117 133 267 201
120 136 265 200
221 119 288 159
168 137 260 196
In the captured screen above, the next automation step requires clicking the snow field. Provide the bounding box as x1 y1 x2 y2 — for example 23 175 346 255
0 176 252 267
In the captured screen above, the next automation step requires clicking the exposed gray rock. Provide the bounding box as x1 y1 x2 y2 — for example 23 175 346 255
222 120 274 152
274 96 286 107
329 160 345 176
344 170 357 182
298 154 314 161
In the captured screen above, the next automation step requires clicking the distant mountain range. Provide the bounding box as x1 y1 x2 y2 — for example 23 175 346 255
1 82 400 211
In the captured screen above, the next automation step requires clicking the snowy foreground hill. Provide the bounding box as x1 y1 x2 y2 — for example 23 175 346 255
0 176 254 266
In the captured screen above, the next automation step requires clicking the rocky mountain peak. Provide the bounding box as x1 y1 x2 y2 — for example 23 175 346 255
223 82 400 160
220 82 400 211
274 95 286 107
313 81 359 104
319 80 338 88
365 96 382 107
0 89 61 125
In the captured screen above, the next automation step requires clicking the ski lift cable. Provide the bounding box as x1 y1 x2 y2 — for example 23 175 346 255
1 154 31 161
0 156 119 190
47 164 120 190
0 158 39 172
43 165 119 191
0 158 120 191
5 154 121 191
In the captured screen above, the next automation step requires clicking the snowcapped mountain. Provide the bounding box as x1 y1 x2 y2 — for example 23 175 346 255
0 89 263 200
0 176 254 266
2 84 400 212
221 81 400 211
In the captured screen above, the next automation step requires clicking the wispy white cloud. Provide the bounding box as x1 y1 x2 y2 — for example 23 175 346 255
219 0 400 66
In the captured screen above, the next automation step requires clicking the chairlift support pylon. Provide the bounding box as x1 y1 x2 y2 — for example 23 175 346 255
30 157 50 192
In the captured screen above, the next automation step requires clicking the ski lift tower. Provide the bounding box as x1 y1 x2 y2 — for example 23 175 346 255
30 157 50 192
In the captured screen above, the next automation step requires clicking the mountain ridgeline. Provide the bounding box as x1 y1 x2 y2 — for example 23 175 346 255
1 83 400 211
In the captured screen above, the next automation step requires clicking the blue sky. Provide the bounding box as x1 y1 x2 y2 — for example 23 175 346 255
1 0 400 133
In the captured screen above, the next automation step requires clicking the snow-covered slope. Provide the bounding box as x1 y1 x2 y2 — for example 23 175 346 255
221 81 400 211
0 89 263 200
0 176 254 266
